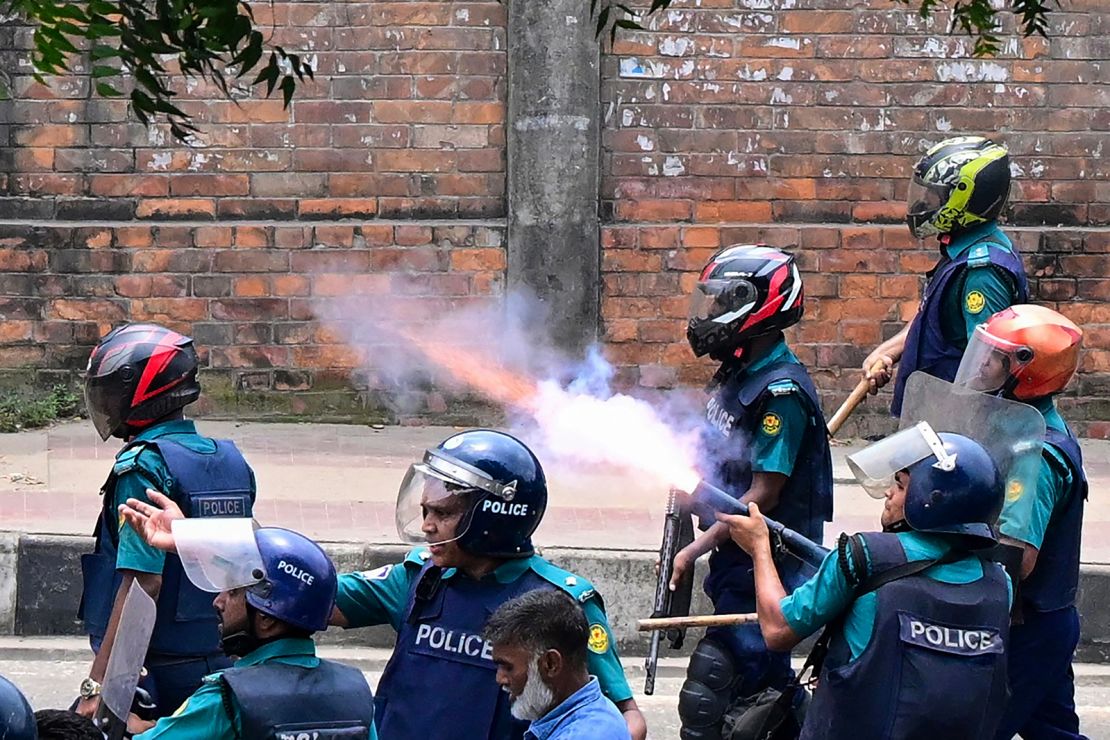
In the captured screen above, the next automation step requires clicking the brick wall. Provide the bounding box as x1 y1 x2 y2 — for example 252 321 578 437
0 2 509 421
1 0 1108 434
599 0 1110 436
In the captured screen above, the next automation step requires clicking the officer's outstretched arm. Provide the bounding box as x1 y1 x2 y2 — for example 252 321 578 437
119 489 185 553
716 505 800 652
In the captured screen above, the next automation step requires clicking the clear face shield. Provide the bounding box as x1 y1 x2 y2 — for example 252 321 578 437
906 177 948 220
688 278 759 325
172 518 266 593
395 449 517 546
847 422 954 498
954 325 1034 395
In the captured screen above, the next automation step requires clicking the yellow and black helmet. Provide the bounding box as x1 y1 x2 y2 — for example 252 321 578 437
907 136 1011 239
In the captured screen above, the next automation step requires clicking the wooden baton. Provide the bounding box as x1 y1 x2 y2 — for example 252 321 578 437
826 360 890 438
638 613 760 631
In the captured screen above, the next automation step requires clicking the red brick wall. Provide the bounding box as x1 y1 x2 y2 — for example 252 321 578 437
599 0 1110 436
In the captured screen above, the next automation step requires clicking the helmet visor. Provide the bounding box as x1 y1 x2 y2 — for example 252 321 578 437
172 518 265 593
954 325 1034 394
907 177 948 218
395 462 483 546
689 279 759 324
84 381 116 441
847 423 948 498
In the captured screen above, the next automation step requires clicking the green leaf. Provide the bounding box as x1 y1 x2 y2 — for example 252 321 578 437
92 64 120 78
95 81 123 96
280 74 295 107
595 5 610 37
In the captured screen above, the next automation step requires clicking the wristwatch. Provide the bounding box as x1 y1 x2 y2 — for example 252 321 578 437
79 677 102 699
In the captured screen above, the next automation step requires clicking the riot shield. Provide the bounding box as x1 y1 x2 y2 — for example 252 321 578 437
897 371 1045 514
97 580 157 740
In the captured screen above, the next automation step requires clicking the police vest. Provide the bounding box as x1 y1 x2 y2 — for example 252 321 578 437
802 532 1010 740
701 360 834 600
79 437 255 655
373 552 601 740
891 229 1028 416
221 658 375 740
1021 427 1088 613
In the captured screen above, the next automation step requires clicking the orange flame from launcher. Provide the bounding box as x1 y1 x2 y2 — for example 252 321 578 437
398 329 540 413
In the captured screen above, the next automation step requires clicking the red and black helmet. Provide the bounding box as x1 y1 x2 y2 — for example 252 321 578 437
84 323 201 440
687 245 804 360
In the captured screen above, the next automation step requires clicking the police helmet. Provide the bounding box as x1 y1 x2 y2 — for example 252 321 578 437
396 430 547 558
0 675 36 740
907 136 1011 239
687 245 804 361
246 528 338 633
84 323 201 440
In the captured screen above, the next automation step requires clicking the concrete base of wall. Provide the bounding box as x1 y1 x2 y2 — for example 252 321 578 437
6 534 1110 660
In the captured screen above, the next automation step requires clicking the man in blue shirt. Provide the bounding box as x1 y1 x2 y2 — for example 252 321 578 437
953 305 1088 739
484 590 630 740
864 136 1028 416
76 323 256 721
719 424 1012 739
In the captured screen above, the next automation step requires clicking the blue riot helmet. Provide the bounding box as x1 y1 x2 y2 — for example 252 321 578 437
173 520 338 632
0 675 36 740
396 429 547 558
848 423 1003 549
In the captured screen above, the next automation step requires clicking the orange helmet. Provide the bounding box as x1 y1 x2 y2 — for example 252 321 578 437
955 305 1083 400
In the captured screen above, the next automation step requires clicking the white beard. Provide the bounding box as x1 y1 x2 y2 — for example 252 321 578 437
509 658 556 721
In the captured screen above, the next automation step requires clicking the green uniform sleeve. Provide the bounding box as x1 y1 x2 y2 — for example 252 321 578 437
114 467 168 575
134 679 238 739
581 598 633 704
779 549 858 639
999 448 1071 550
335 562 415 631
958 265 1016 342
749 392 808 477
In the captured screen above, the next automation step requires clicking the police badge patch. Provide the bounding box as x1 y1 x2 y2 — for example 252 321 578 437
965 290 986 314
360 564 393 580
588 624 610 654
761 412 782 436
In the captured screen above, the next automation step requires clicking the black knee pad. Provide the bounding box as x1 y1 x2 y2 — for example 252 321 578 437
679 639 738 734
686 639 737 692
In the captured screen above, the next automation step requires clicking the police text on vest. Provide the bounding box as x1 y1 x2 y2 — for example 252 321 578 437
899 614 1002 656
415 624 494 661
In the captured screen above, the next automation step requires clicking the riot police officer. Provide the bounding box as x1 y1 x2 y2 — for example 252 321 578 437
864 136 1028 415
720 425 1012 739
0 675 37 740
333 429 646 740
77 323 256 720
671 245 833 739
954 305 1088 739
115 519 376 739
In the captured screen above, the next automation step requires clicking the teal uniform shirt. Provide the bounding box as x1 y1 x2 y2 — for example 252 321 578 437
742 339 807 478
780 531 1013 661
938 223 1021 346
134 638 378 740
336 550 633 704
999 398 1075 550
113 420 257 574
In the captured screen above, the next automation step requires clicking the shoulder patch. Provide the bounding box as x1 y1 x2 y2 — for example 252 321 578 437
760 412 783 437
967 244 992 267
112 445 146 476
360 564 394 581
529 558 600 604
587 623 610 654
1005 478 1025 503
767 379 799 397
965 290 987 314
403 548 431 568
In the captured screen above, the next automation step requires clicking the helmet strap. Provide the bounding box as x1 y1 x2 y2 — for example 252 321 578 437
882 519 912 534
219 604 262 658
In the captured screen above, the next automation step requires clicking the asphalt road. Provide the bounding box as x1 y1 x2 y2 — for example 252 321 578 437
3 644 1110 738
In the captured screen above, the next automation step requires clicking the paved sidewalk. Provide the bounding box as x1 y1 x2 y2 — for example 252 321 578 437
2 419 1109 561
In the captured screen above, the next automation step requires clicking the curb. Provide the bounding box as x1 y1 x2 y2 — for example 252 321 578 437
4 532 1109 662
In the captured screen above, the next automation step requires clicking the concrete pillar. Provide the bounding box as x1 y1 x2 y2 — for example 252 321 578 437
506 0 601 352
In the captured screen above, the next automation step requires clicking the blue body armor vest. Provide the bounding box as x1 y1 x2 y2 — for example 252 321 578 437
373 554 598 740
79 437 255 655
1021 428 1088 613
222 659 375 739
891 233 1028 416
803 532 1010 740
702 361 833 600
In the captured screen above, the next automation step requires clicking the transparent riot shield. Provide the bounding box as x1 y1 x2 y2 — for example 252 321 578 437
97 580 157 740
897 371 1046 516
